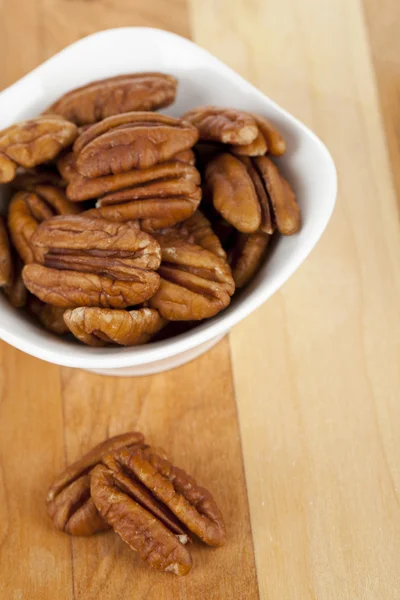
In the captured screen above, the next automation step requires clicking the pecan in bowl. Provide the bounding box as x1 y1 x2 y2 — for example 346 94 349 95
45 73 177 125
22 215 161 308
72 112 199 177
0 116 78 183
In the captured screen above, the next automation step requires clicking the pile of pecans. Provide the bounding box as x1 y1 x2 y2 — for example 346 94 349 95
0 72 301 346
47 432 226 576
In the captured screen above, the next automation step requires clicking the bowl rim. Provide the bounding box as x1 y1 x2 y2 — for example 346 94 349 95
0 26 337 369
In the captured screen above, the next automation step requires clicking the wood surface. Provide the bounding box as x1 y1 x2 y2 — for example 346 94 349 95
0 0 399 598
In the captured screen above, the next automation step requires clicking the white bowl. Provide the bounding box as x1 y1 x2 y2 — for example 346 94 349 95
0 27 337 376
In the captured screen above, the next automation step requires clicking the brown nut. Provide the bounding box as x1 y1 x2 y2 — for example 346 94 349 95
149 231 234 320
0 217 12 287
110 446 226 547
182 106 258 145
0 116 78 182
73 112 199 177
28 296 68 335
8 186 80 264
45 73 177 125
47 432 144 536
205 153 261 233
23 216 161 308
91 463 193 576
253 156 300 235
230 113 286 157
64 307 166 346
230 231 270 288
170 211 227 259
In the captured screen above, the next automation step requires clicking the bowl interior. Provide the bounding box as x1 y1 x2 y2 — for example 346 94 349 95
0 27 336 368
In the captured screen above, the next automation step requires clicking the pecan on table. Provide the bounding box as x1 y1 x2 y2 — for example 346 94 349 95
0 217 12 288
91 445 226 575
44 73 177 125
64 306 166 346
149 228 234 320
28 296 68 335
47 432 144 536
184 106 286 157
7 185 80 264
22 216 161 308
0 116 78 183
73 112 199 177
229 231 270 288
205 153 300 236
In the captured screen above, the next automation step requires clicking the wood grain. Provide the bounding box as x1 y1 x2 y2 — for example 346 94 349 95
1 0 400 598
0 1 258 599
191 0 400 598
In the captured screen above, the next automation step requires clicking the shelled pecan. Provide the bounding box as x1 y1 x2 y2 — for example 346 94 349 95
90 444 226 575
47 432 144 536
205 153 300 235
149 228 235 320
45 73 177 125
8 185 80 264
22 216 161 308
0 116 77 183
73 112 199 177
64 306 166 346
230 231 270 288
183 105 286 156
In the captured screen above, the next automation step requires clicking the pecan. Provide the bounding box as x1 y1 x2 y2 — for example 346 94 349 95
149 230 234 320
0 116 77 183
64 306 166 346
45 73 177 125
8 186 80 264
184 106 286 157
3 255 27 308
61 157 202 230
206 153 300 236
46 432 144 536
230 231 270 288
0 217 12 287
91 464 193 575
90 445 225 575
28 296 68 335
22 216 161 308
73 112 199 177
205 153 261 233
170 211 227 259
182 106 258 145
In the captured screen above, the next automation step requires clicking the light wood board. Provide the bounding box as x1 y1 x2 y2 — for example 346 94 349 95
1 0 400 598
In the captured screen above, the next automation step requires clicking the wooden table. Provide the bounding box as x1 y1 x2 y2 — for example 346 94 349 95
1 1 399 598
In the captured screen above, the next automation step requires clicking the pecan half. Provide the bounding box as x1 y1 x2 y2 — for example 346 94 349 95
73 112 199 177
182 106 258 145
0 116 77 183
184 106 286 157
64 307 166 346
230 231 270 288
109 446 226 547
23 216 161 308
253 156 300 235
45 73 177 125
205 153 261 233
91 463 193 575
206 153 300 236
149 230 234 320
47 432 144 536
8 186 80 264
28 296 68 335
169 211 227 259
0 217 12 287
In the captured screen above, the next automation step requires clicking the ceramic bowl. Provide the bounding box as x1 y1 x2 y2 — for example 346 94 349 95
0 27 337 376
